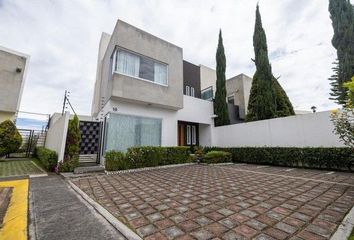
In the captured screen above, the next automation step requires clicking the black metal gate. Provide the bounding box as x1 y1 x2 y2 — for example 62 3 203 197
79 121 102 164
8 129 46 158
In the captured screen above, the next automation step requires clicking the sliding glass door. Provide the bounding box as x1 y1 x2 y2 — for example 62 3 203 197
104 113 162 152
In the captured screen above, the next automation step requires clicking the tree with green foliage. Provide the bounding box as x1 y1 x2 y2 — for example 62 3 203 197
61 114 81 171
331 77 354 148
344 76 354 104
329 0 354 105
247 5 295 121
0 120 22 157
329 61 342 101
214 30 230 126
273 77 295 117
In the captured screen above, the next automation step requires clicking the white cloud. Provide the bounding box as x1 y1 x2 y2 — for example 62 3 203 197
0 0 339 115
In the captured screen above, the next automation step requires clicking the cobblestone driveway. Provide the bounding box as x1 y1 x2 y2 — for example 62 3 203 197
71 164 354 240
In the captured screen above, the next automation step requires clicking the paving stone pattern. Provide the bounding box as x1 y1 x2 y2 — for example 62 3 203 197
71 164 354 239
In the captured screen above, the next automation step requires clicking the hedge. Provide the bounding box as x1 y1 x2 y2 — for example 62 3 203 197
203 147 354 171
105 151 127 171
203 151 232 164
35 147 58 171
105 146 191 171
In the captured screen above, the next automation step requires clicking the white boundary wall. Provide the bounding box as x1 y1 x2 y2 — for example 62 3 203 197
45 112 70 162
212 111 345 147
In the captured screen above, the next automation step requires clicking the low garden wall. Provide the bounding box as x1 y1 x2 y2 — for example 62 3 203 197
212 111 345 147
45 112 70 162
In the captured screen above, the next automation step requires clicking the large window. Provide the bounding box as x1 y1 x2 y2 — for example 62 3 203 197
112 48 168 85
201 86 213 101
104 113 162 152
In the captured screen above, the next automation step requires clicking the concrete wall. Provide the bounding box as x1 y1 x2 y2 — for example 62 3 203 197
212 111 345 147
177 96 214 125
226 74 253 119
200 65 216 94
183 61 201 98
45 112 70 162
0 46 29 117
99 20 183 111
0 111 15 122
240 74 252 118
92 33 111 117
199 65 252 119
199 124 213 146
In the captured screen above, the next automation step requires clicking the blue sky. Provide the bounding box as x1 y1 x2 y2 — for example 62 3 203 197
16 117 48 130
0 0 338 115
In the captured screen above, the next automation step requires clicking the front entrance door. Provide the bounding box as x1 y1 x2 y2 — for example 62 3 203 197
177 121 198 147
178 124 185 146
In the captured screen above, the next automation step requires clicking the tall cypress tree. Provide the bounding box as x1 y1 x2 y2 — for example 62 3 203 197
247 5 294 121
329 0 354 105
247 5 277 121
273 77 295 117
214 30 230 126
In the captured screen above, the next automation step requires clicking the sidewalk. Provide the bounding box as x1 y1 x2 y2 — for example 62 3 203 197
29 175 126 240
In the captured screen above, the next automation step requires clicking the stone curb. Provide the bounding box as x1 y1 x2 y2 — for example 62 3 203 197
209 162 234 166
30 161 48 175
67 180 142 240
105 163 196 175
331 205 354 240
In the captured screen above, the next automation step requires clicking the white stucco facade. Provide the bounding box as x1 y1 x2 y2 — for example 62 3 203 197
0 46 29 122
97 95 215 148
200 65 216 93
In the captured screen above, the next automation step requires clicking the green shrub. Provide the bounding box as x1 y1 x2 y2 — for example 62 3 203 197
203 151 232 164
126 146 164 168
36 147 58 171
203 147 354 171
58 158 79 172
105 151 127 171
105 146 191 171
164 147 192 165
61 115 81 172
64 115 80 159
0 120 22 157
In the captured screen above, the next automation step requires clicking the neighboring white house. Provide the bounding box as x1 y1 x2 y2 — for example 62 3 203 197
0 46 29 123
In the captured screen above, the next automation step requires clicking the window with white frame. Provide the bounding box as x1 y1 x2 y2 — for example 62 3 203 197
111 48 168 85
191 87 195 97
186 86 190 96
192 125 196 145
186 125 191 145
